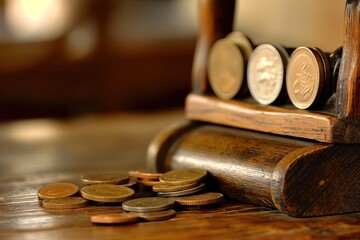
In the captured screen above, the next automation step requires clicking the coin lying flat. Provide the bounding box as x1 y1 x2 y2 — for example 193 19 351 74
286 47 326 109
159 168 207 185
128 171 163 179
82 173 129 185
81 184 135 203
42 197 88 209
208 38 245 100
122 197 175 213
172 192 224 206
137 179 160 187
247 44 289 105
119 177 138 188
157 183 206 197
90 212 139 224
137 209 176 221
38 182 79 200
152 182 198 193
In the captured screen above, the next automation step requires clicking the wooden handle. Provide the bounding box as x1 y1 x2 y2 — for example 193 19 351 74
336 0 360 118
191 0 235 94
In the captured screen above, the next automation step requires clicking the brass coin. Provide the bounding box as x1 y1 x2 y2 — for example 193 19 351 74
81 184 135 203
128 171 163 179
90 212 139 224
247 44 288 105
286 47 325 109
226 31 253 61
137 209 176 221
122 197 175 213
159 168 207 185
119 177 138 188
152 182 199 193
137 179 160 187
208 38 245 100
82 173 129 185
38 182 79 200
42 197 88 209
172 192 224 206
157 183 206 197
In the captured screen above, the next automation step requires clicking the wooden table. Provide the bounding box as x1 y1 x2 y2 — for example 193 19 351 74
1 110 360 239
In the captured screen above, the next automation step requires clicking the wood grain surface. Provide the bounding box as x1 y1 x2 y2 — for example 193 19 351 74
1 111 360 239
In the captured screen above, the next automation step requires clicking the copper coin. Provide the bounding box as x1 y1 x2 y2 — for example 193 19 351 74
82 173 129 185
137 179 160 187
122 197 175 213
172 192 224 206
159 168 207 185
81 184 135 203
128 171 163 179
208 38 245 100
90 212 139 224
157 183 206 197
152 182 198 193
247 44 288 105
137 209 176 221
42 197 88 209
286 47 325 109
38 182 79 200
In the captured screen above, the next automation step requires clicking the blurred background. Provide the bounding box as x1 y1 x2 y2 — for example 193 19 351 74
0 0 344 120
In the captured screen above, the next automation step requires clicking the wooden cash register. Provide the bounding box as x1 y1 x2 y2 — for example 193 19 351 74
148 0 360 217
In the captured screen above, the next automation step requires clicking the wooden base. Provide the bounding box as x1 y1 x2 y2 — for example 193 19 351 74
185 93 360 143
147 121 360 217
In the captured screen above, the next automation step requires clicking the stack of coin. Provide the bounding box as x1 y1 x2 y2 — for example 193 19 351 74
128 170 163 187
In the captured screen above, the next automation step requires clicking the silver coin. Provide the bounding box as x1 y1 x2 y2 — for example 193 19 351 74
122 197 175 213
157 183 206 197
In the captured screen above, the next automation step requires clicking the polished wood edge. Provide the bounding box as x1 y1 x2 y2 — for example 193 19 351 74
185 93 360 143
146 120 199 173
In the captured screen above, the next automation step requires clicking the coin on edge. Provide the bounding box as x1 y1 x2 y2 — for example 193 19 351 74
137 209 176 221
38 182 79 200
247 44 288 105
159 168 207 185
90 213 139 224
82 173 129 185
172 192 224 206
42 197 88 209
122 197 175 213
208 38 245 100
81 184 135 203
157 183 206 197
286 47 325 109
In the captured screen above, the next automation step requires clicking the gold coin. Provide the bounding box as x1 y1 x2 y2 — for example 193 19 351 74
137 209 176 221
128 171 163 179
286 47 325 109
137 179 160 187
38 182 79 200
247 44 288 105
152 182 198 193
122 197 175 213
159 168 207 185
81 184 135 203
226 31 253 61
82 173 129 185
119 177 138 188
157 183 206 197
42 197 88 209
90 212 139 224
208 38 245 100
171 192 224 206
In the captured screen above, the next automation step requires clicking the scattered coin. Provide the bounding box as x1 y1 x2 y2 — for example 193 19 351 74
159 168 207 185
208 38 245 100
152 182 198 193
42 197 88 209
128 171 163 179
247 44 289 105
82 173 129 185
171 192 224 206
157 183 206 197
137 179 160 187
119 177 138 188
38 182 79 200
122 197 175 213
81 184 135 203
90 212 139 224
137 209 176 221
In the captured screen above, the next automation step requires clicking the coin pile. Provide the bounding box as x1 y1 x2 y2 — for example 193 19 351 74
37 168 224 225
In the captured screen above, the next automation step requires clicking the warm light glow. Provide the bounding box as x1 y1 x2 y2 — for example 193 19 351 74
5 0 70 41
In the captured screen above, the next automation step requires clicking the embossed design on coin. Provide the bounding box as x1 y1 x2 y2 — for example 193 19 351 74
208 38 245 100
38 182 79 200
42 197 88 209
247 44 288 105
81 184 135 203
286 47 324 109
122 197 175 213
